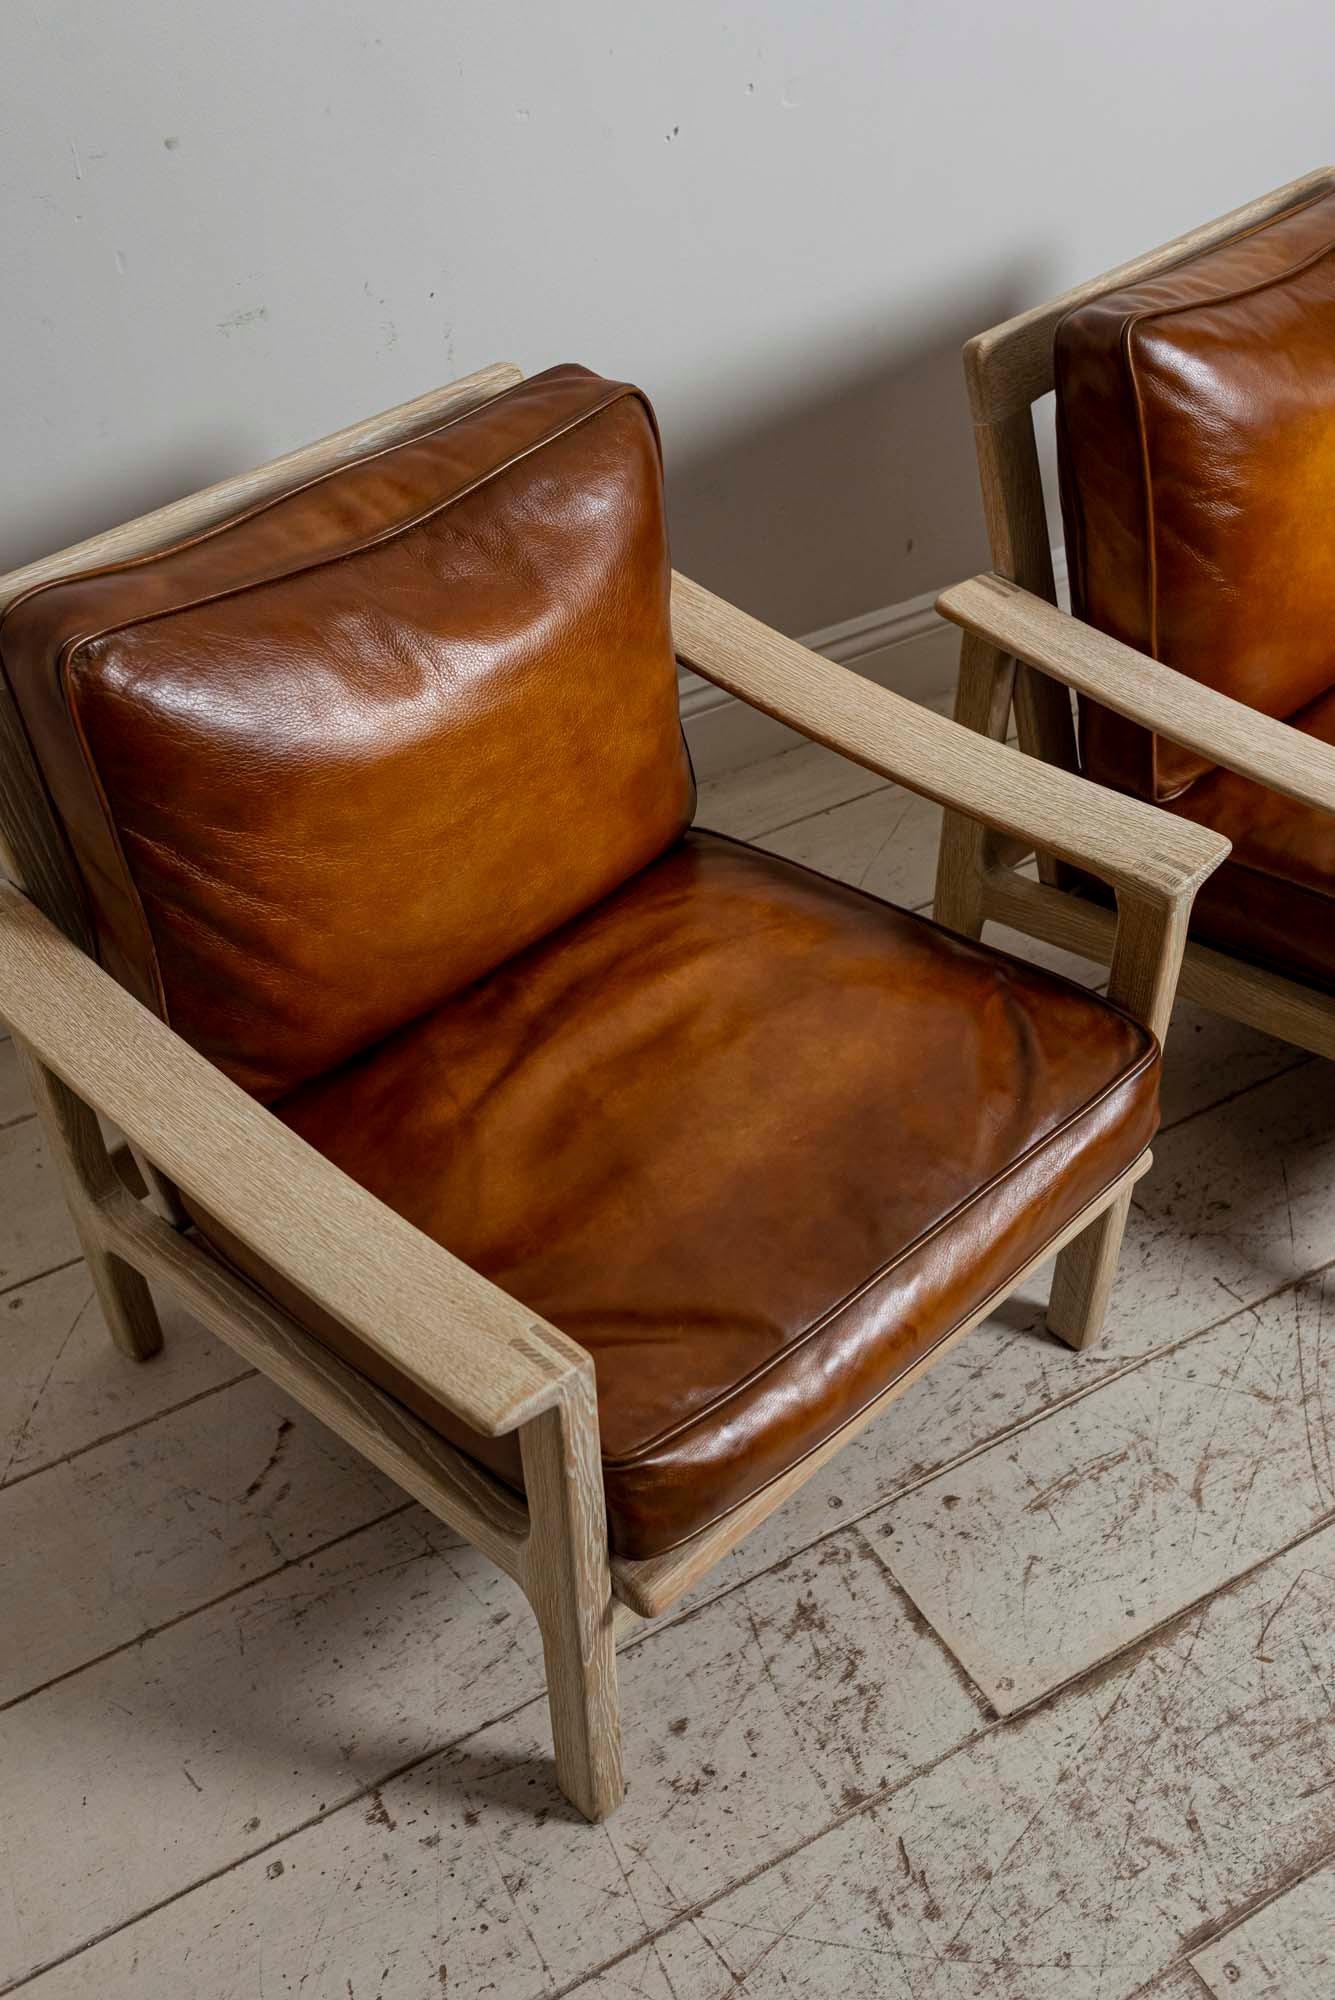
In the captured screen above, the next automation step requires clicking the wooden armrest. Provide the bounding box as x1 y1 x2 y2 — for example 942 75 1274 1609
937 572 1335 816
672 571 1229 906
0 883 588 1438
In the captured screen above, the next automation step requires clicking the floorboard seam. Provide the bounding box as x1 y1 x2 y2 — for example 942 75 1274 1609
0 1254 83 1301
0 1497 417 1714
707 776 895 843
10 1263 1335 1992
0 1366 258 1492
622 1247 1335 1657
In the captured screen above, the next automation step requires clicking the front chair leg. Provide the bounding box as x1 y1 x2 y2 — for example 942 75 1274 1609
519 1376 623 1822
13 1036 163 1360
1047 1188 1133 1350
1046 885 1191 1352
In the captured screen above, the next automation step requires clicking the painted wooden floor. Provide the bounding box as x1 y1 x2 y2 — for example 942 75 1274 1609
1 738 1331 1999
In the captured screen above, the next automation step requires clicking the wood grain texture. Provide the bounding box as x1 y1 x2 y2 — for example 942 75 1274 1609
98 1187 533 1578
12 1040 162 1361
970 409 1077 857
939 573 1335 814
671 572 1228 907
983 869 1335 1061
931 630 1015 939
520 1385 624 1821
0 885 584 1438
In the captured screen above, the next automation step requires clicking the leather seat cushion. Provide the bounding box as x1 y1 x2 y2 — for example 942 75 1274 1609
1165 683 1335 991
1055 185 1335 801
189 831 1161 1561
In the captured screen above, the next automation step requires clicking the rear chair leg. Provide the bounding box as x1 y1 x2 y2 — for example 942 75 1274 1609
1046 1188 1133 1351
13 1036 162 1360
520 1381 623 1822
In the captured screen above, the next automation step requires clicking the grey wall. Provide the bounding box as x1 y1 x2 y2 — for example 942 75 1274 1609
3 1 1331 636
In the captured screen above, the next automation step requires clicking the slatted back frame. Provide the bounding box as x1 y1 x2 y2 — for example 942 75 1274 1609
960 167 1335 877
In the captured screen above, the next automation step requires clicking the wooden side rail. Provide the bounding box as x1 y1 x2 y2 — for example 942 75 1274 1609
938 572 1335 815
671 571 1230 911
0 882 586 1441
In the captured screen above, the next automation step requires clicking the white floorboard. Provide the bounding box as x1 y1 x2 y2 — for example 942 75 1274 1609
879 1269 1335 1712
1191 1860 1335 1996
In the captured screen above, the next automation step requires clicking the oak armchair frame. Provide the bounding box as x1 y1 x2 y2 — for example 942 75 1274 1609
0 367 1226 1822
934 168 1335 1081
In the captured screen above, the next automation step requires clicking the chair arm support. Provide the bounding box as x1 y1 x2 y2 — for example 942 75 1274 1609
0 882 589 1438
672 571 1229 907
937 572 1335 816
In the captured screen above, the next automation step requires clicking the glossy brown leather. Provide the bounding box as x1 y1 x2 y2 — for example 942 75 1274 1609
189 833 1160 1561
1164 684 1335 991
1056 185 1335 801
0 366 693 1099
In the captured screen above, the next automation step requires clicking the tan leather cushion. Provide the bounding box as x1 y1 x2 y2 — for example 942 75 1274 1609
1165 684 1335 991
0 367 692 1099
190 833 1160 1561
1056 186 1335 801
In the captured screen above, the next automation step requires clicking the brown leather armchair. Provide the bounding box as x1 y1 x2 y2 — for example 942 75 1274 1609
934 170 1335 1066
0 364 1225 1821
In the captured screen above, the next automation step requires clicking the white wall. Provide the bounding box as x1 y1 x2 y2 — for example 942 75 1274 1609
3 1 1331 655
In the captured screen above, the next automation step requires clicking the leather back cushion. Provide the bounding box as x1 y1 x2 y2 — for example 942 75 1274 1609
1055 186 1335 801
1 366 693 1099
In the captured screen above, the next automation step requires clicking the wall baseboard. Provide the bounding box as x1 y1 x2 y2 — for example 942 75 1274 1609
682 548 1068 779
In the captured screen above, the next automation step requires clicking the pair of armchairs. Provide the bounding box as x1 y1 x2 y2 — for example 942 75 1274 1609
0 176 1329 1826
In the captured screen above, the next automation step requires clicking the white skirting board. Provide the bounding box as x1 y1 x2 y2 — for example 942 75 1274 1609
683 548 1069 779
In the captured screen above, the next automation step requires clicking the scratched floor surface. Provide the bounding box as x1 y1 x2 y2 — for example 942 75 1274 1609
1 738 1331 1998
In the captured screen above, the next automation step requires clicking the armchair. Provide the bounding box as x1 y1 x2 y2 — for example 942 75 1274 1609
0 365 1225 1821
934 169 1335 1081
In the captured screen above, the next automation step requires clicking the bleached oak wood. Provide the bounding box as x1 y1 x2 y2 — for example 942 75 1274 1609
1047 887 1194 1351
96 1184 534 1579
939 575 1335 816
933 630 1017 939
612 1149 1153 1621
520 1386 624 1820
671 573 1228 907
0 885 584 1440
938 171 1335 1091
11 1039 162 1362
983 870 1335 1062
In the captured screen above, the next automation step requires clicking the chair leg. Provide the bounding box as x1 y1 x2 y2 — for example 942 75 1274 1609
520 1385 623 1822
1046 1188 1132 1351
13 1036 163 1360
933 632 1018 942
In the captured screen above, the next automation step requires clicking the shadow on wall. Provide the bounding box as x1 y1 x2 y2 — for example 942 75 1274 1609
662 259 1057 640
1 433 259 579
